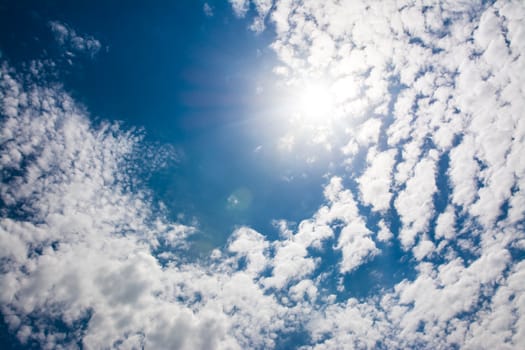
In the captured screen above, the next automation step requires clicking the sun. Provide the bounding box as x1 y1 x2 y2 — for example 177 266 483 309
290 79 336 125
254 75 343 154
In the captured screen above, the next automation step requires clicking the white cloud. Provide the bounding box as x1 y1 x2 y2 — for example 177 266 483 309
412 239 435 261
435 205 456 241
49 21 102 57
243 0 524 346
358 147 397 211
356 118 382 146
377 220 393 242
203 3 214 17
263 237 318 289
0 64 223 349
336 223 378 274
320 177 379 273
449 135 479 208
305 299 385 349
249 0 273 32
229 0 250 17
0 64 289 349
228 227 269 274
465 259 525 347
289 279 317 302
395 151 438 249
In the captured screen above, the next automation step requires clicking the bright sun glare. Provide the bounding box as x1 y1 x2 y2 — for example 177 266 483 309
294 80 336 123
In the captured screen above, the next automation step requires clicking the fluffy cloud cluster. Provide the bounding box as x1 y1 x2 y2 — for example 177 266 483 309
0 63 297 349
1 0 525 349
49 21 102 58
234 0 525 347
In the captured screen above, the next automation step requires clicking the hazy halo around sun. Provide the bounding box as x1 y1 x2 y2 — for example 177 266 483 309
253 69 360 157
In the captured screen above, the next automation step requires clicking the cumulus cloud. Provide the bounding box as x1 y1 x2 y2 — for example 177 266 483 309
395 150 438 249
0 62 307 349
49 21 102 57
0 65 209 349
0 61 311 350
229 0 525 347
320 177 378 273
358 147 397 211
229 0 249 17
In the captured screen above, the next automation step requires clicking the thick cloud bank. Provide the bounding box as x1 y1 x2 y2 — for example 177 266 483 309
1 0 525 349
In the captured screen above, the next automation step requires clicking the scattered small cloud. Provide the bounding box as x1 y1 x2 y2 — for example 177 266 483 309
49 20 101 57
203 3 214 17
229 0 249 17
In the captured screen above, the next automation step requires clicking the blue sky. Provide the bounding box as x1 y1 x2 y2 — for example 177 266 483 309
1 0 525 349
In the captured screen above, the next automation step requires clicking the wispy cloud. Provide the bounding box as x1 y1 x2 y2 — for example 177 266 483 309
49 21 102 58
203 3 214 17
